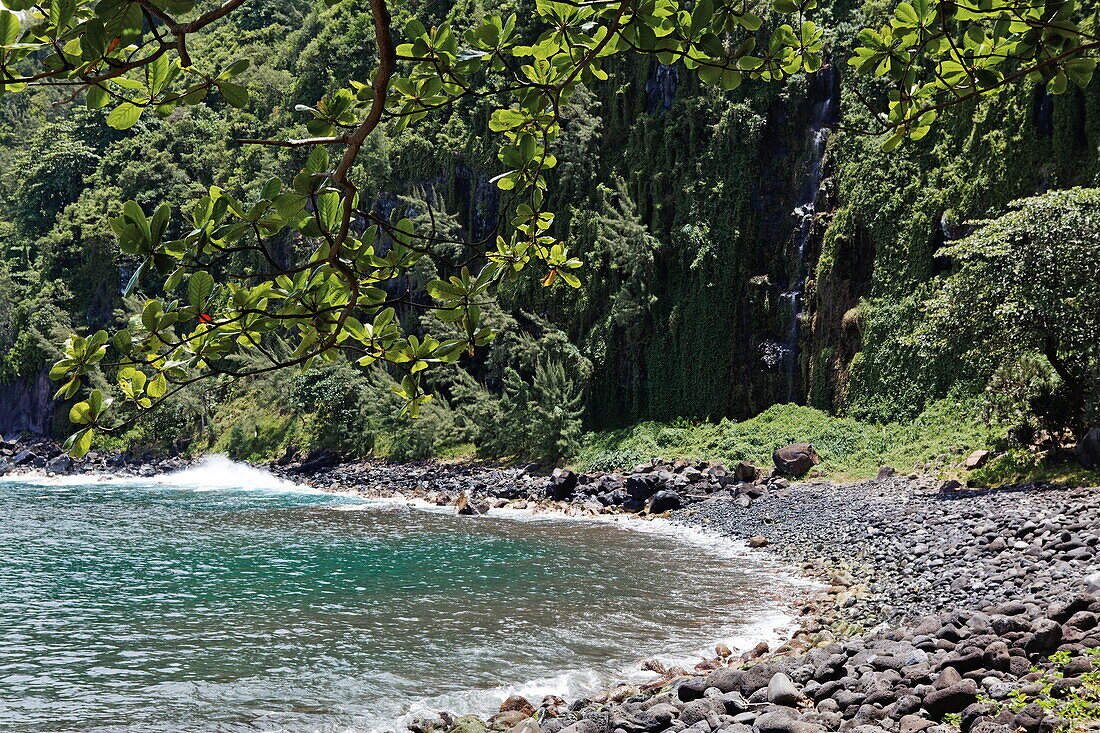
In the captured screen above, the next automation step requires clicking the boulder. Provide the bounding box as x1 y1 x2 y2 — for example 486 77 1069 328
292 448 341 473
506 720 540 733
1024 618 1062 655
455 494 483 515
748 535 770 548
923 679 978 717
626 474 661 502
754 711 825 733
679 698 723 725
500 696 534 715
963 450 990 470
772 444 821 476
547 468 578 501
488 711 528 730
1075 427 1100 469
767 672 802 706
877 465 896 479
11 450 38 466
647 490 681 514
491 484 527 500
447 715 488 733
717 690 751 714
734 461 760 483
46 455 73 474
704 668 744 694
938 479 962 493
275 446 299 466
409 714 452 733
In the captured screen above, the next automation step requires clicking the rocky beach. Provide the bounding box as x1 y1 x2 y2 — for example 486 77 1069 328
3 436 1099 733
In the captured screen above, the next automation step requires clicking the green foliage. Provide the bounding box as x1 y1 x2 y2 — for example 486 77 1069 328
575 399 1000 478
0 0 1090 449
481 359 586 461
982 648 1100 730
0 0 1094 462
916 188 1100 436
968 448 1100 488
0 267 73 384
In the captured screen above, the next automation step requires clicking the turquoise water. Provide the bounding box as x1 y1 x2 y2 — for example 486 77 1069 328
0 459 787 732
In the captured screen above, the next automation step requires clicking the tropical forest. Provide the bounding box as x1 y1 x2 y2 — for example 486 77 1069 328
0 0 1098 730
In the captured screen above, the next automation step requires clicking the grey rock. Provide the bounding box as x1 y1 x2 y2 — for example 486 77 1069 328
705 669 745 694
754 711 825 733
923 679 978 717
766 673 802 707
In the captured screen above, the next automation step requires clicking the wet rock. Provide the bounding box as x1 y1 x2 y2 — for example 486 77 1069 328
455 494 484 515
448 715 489 733
647 490 681 514
501 696 535 716
409 713 453 733
748 535 770 548
547 469 578 501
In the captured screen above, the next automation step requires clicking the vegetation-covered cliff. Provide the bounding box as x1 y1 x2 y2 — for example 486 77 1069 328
0 0 1096 472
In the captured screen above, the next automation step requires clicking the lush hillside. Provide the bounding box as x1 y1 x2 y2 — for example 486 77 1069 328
0 0 1096 474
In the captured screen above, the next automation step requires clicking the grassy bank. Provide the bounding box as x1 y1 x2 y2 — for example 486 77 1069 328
97 391 1098 487
573 401 1097 485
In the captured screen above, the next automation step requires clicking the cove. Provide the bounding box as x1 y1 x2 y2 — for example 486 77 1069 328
0 459 792 732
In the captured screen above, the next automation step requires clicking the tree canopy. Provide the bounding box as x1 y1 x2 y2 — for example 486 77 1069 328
0 0 1096 454
917 187 1100 438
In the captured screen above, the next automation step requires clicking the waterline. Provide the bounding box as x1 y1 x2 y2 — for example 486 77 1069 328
0 459 803 732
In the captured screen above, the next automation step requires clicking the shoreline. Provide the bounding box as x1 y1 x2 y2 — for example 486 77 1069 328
3 443 1100 733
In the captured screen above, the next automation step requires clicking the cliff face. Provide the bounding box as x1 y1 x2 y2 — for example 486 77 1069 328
0 370 53 437
0 0 1096 438
566 57 1098 427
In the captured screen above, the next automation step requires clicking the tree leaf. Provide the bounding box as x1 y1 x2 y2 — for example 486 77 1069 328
216 80 249 108
0 10 21 46
106 102 142 130
86 84 109 110
188 271 215 310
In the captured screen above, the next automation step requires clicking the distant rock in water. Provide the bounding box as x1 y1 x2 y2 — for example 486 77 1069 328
454 493 486 515
546 468 578 500
290 448 341 474
647 490 682 514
